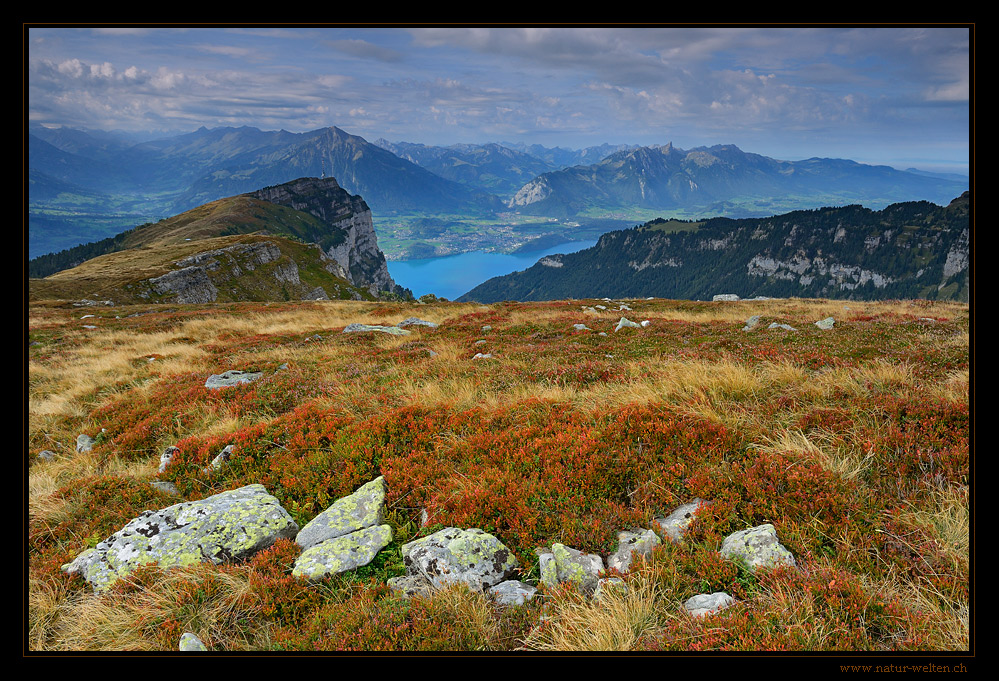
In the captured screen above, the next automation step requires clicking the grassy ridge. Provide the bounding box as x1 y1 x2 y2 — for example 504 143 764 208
27 296 970 653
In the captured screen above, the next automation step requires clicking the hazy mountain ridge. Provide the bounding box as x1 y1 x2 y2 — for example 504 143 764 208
460 193 971 304
507 143 969 218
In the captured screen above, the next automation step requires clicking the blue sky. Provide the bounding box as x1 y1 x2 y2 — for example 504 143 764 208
27 26 971 173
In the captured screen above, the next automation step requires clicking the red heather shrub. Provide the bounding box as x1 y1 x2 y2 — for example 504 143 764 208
861 396 968 500
34 475 163 555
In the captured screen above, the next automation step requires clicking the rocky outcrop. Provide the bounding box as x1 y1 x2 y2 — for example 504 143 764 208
392 527 520 593
719 523 796 572
61 484 299 592
248 177 403 297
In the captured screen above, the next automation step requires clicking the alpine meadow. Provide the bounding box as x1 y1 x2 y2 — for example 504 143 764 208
26 25 972 660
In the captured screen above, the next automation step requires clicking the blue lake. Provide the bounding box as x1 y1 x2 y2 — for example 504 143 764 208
387 240 597 300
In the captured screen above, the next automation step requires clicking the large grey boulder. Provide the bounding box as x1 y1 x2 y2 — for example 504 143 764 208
204 370 263 390
399 527 519 591
815 317 835 330
295 476 387 550
655 498 712 543
614 317 641 332
538 543 605 595
292 524 393 581
607 529 661 573
61 484 298 592
719 523 796 572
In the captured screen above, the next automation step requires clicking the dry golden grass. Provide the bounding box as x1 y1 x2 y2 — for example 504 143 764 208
39 567 262 652
521 577 670 651
753 428 875 481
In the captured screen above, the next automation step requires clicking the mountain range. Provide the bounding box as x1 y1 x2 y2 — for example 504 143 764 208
460 192 971 304
28 123 968 261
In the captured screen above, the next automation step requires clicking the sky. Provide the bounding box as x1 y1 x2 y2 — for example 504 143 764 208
26 25 972 174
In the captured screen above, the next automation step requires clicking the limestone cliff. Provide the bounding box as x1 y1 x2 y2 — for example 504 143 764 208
247 177 404 297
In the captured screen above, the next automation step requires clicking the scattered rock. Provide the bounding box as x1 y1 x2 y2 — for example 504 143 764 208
607 529 661 573
640 320 651 327
815 317 835 330
179 632 208 651
488 580 538 606
204 444 235 473
573 324 591 331
472 353 493 360
593 577 628 601
719 523 796 572
656 499 712 543
76 434 96 453
481 325 492 332
149 481 181 496
742 315 761 332
343 323 411 336
767 323 797 332
158 446 179 474
37 450 57 461
61 484 299 592
614 317 641 332
684 592 735 618
204 370 263 389
713 294 740 302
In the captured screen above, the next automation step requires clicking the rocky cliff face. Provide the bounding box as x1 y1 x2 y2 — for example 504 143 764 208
247 177 404 297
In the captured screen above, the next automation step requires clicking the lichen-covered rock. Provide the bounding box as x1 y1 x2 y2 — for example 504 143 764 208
295 476 387 550
815 317 835 330
61 484 298 592
607 529 661 573
719 523 796 572
179 632 208 651
742 315 762 332
401 527 519 591
387 574 436 599
655 498 711 543
204 370 263 389
684 592 735 618
292 524 393 581
593 577 628 601
538 543 605 594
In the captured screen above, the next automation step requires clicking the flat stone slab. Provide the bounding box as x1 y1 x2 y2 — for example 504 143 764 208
396 317 438 329
488 580 538 606
62 484 298 592
292 524 393 581
296 476 387 550
684 592 735 618
204 370 263 389
343 323 411 335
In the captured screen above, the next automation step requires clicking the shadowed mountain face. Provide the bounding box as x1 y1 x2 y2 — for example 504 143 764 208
461 193 971 304
29 177 411 303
